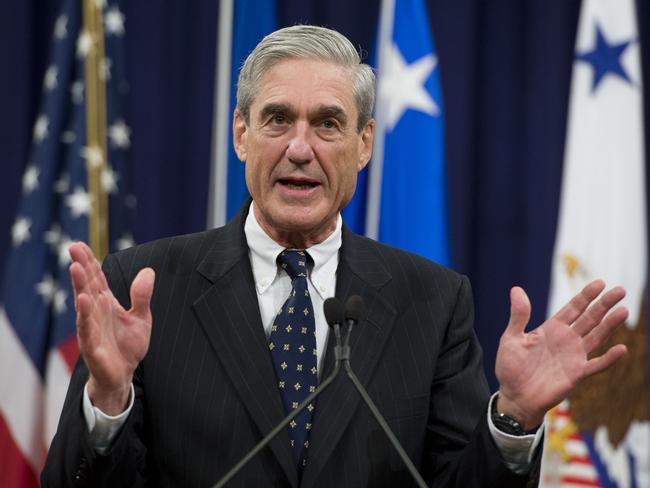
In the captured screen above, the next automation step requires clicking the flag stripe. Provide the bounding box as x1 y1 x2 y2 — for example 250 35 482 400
44 348 74 447
57 333 79 373
0 307 46 472
0 414 39 488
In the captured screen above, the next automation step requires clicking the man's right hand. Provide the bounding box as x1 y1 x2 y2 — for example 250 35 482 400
69 242 155 416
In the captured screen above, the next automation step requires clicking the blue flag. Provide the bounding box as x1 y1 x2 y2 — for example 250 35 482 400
365 0 449 264
208 0 277 226
226 0 277 219
0 1 134 484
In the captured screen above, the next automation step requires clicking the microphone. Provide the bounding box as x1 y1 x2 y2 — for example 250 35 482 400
341 296 428 488
342 294 363 349
213 297 346 488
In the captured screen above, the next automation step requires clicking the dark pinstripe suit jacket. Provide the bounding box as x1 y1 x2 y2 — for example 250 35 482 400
42 204 534 487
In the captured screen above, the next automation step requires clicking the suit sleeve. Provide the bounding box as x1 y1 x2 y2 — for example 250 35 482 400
421 275 538 487
41 253 148 487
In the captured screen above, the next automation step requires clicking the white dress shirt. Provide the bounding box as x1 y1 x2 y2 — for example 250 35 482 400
82 202 541 472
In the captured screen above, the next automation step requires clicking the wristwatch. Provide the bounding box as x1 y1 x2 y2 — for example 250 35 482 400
491 395 538 436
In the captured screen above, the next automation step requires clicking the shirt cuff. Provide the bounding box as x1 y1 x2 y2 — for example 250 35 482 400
487 392 544 474
82 382 135 454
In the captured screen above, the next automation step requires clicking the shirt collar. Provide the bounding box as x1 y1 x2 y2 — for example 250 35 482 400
244 202 341 298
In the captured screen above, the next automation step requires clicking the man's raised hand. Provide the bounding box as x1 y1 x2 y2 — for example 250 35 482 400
69 242 154 415
495 280 628 430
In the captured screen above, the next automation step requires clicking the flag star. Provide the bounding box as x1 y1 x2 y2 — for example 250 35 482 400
81 145 104 168
12 217 32 246
33 115 49 142
125 194 137 209
105 6 125 36
71 80 84 104
44 65 58 91
54 173 70 194
576 22 633 92
101 165 119 194
109 119 131 148
22 165 40 194
58 236 73 266
61 130 75 144
378 42 439 131
44 223 62 249
115 233 135 251
77 31 93 58
53 288 67 314
65 187 92 218
35 274 57 304
54 14 68 39
99 57 112 81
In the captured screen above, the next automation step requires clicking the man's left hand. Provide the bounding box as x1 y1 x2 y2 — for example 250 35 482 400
495 280 628 430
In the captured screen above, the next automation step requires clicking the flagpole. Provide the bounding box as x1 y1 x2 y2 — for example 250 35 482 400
365 0 395 240
207 0 234 229
82 0 109 259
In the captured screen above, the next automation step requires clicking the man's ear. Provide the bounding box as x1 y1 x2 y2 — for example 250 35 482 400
357 118 375 171
233 109 248 162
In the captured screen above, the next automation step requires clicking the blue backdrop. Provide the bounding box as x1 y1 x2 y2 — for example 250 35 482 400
2 0 649 389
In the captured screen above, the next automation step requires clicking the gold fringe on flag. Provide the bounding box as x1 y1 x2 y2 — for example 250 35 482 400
82 0 109 260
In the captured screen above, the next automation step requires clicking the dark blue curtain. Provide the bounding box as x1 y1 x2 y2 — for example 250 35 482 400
1 0 648 388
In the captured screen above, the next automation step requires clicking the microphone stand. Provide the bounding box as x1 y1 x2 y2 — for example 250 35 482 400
341 316 428 488
214 297 428 488
213 322 346 488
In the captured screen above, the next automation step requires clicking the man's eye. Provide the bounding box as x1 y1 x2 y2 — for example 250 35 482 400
321 119 337 129
271 114 287 124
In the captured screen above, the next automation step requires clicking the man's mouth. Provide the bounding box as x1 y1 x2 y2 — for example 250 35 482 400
278 178 320 190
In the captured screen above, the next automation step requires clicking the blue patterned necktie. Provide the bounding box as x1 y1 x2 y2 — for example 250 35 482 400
269 249 317 471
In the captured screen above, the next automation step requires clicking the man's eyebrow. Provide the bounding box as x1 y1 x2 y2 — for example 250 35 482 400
259 103 295 120
312 105 348 126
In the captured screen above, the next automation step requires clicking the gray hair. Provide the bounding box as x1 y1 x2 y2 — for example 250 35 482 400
236 25 375 132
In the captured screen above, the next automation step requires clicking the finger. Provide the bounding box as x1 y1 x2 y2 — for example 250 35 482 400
79 244 107 296
69 242 89 266
129 267 155 320
69 242 100 292
504 286 531 335
69 261 90 301
584 344 627 377
553 279 605 324
581 306 629 353
75 292 101 355
572 286 626 336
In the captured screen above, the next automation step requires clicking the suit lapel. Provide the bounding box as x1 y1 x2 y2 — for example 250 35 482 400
301 228 397 487
192 207 298 487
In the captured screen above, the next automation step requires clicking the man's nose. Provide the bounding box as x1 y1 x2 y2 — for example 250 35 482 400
286 123 315 164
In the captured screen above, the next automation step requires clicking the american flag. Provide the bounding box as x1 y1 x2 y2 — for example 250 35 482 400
0 0 134 485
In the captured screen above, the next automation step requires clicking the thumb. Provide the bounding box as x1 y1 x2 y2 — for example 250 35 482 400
505 286 531 335
130 267 155 319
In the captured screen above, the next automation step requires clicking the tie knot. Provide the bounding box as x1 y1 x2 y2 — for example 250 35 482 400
278 250 310 281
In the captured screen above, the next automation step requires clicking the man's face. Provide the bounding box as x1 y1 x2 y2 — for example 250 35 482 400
233 58 374 245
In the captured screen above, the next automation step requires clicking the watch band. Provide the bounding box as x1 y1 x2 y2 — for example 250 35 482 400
491 395 537 436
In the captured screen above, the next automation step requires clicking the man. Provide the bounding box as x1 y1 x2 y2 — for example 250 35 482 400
42 25 628 487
